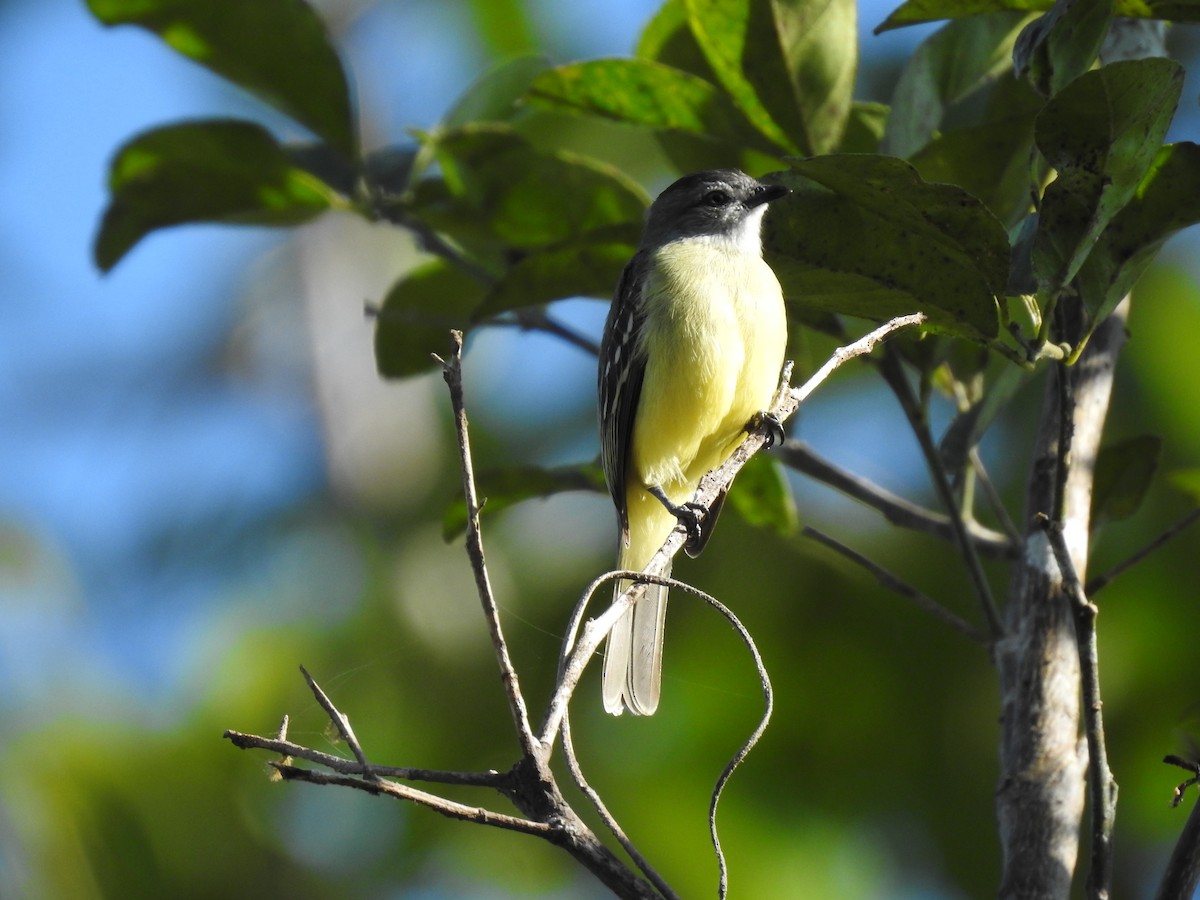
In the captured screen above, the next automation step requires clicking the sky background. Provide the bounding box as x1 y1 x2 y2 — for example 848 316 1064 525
0 0 940 719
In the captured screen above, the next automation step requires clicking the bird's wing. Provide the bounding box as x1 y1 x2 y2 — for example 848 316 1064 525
598 252 649 545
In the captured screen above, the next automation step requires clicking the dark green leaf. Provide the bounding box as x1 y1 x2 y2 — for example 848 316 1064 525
876 0 1200 32
1076 142 1200 325
882 12 1032 159
638 0 719 80
527 59 777 155
840 102 889 153
374 261 487 379
1033 58 1183 294
1092 434 1162 523
410 125 648 251
95 120 337 271
909 106 1039 227
1013 0 1114 97
765 155 1007 340
475 232 638 318
728 455 798 536
87 0 356 159
442 464 607 540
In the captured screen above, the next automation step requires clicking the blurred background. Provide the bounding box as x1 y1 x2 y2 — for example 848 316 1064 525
4 0 1200 896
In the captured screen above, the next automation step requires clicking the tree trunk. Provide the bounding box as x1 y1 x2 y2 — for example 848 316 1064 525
995 307 1127 898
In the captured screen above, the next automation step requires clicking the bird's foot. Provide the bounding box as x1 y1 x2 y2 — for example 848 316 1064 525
747 410 786 448
647 484 706 553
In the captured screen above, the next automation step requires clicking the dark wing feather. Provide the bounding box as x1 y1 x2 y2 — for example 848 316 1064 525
598 252 649 545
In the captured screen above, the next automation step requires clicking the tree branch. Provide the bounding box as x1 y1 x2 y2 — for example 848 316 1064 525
777 440 1016 558
1042 517 1118 899
802 526 989 642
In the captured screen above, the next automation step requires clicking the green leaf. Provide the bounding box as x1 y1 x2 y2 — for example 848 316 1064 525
1013 0 1114 97
771 0 859 156
527 59 777 155
882 12 1033 159
876 0 1200 32
442 464 607 540
683 0 857 156
410 125 648 251
95 120 338 271
728 454 798 536
909 102 1040 227
939 362 1028 470
765 155 1008 340
475 232 638 318
374 260 487 379
1092 434 1161 523
1032 58 1183 295
87 0 356 159
840 101 890 153
1076 142 1200 325
442 56 550 128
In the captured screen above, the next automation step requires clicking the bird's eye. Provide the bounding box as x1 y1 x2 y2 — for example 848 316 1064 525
703 189 731 207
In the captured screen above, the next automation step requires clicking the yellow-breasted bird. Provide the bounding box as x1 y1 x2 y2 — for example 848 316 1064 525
598 169 788 715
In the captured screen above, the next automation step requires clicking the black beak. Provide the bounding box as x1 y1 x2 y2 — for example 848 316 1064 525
749 182 790 208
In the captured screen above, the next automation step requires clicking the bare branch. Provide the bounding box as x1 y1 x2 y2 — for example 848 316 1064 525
223 730 510 787
777 440 1015 558
878 347 1004 638
1086 508 1200 597
300 664 374 778
270 763 551 837
437 331 540 757
1041 517 1118 899
803 526 988 643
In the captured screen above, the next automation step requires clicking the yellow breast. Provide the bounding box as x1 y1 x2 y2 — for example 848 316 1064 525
630 239 786 498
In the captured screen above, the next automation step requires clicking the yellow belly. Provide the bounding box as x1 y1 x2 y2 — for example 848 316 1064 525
629 239 787 513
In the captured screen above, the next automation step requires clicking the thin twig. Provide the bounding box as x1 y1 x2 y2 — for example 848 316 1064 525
300 664 374 778
1086 508 1200 597
878 346 1004 638
969 446 1022 544
1041 517 1118 900
507 308 601 357
436 331 539 757
223 731 510 787
560 714 680 900
269 763 551 836
777 440 1015 558
803 527 988 643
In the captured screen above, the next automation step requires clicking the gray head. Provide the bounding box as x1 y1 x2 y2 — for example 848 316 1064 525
640 169 788 253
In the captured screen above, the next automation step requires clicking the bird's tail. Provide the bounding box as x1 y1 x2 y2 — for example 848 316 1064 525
602 495 676 715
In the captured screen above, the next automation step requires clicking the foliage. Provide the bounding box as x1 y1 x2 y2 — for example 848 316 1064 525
57 0 1200 896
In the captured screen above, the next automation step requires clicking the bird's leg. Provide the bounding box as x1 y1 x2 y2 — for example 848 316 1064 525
747 410 786 447
646 484 706 552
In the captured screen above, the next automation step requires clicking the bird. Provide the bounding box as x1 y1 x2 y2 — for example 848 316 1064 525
597 169 789 716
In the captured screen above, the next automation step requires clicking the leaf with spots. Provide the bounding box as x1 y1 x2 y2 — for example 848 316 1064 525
1032 57 1183 295
765 155 1007 341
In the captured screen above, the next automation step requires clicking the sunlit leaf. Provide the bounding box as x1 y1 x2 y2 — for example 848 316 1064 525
728 455 798 535
1076 142 1200 326
409 124 648 251
442 464 607 540
882 12 1032 159
86 0 357 158
374 260 487 379
527 59 776 155
1092 434 1162 523
1032 58 1183 295
765 155 1007 340
95 120 338 271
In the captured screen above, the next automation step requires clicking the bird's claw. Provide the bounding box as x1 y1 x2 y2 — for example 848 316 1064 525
748 411 786 448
